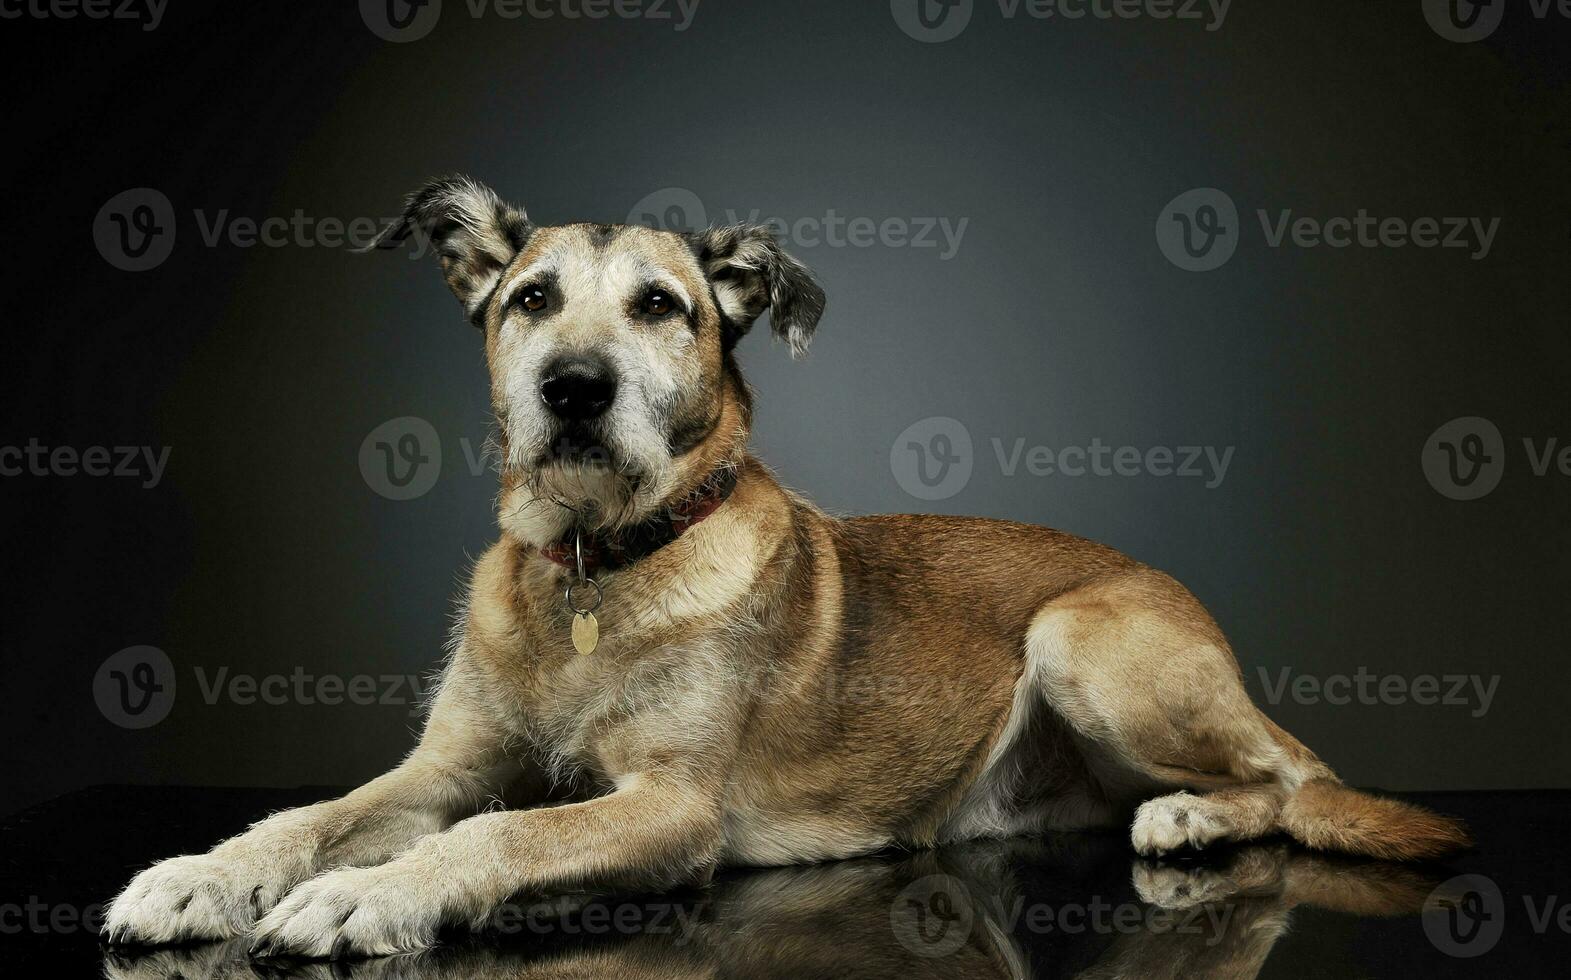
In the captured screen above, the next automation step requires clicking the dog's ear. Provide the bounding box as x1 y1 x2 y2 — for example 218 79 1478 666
362 175 531 326
688 225 826 357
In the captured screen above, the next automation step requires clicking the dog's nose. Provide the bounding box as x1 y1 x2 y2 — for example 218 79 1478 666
540 357 618 421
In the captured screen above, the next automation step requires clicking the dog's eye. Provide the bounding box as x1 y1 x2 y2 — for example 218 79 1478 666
642 290 676 317
518 286 548 313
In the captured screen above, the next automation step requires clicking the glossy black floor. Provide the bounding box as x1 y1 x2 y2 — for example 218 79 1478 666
1 786 1566 977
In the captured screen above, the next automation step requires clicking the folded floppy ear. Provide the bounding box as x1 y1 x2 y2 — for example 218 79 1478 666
688 225 826 357
362 175 532 326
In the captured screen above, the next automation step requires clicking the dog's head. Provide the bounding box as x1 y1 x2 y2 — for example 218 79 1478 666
368 176 825 545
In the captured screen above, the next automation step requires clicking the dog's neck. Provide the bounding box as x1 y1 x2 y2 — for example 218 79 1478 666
535 465 740 573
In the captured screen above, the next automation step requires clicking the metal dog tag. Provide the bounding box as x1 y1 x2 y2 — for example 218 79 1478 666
572 611 599 655
566 532 603 655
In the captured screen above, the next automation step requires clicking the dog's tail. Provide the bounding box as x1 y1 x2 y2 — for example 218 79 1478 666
1278 778 1471 861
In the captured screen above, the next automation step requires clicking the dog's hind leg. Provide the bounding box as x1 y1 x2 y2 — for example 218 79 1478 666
1024 570 1468 860
1023 571 1327 856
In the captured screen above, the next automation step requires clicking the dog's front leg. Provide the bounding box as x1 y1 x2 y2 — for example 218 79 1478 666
250 774 724 960
104 664 522 945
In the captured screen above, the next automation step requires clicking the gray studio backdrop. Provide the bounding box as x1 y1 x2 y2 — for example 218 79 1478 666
19 0 1571 814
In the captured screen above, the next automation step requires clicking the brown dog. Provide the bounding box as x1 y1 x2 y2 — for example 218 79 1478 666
104 176 1469 959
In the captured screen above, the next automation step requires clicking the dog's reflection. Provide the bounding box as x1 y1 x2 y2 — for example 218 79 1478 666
102 837 1441 980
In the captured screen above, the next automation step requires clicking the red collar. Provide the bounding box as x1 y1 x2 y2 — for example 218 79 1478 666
539 468 738 573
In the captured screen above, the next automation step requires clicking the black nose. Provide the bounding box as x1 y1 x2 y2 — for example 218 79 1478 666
540 357 618 421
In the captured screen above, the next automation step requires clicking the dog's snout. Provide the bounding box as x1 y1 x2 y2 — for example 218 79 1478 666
540 357 618 421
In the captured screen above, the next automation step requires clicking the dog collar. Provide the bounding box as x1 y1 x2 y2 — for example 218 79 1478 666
539 466 739 574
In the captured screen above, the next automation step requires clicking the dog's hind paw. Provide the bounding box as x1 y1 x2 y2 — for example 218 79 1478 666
1132 861 1243 909
1130 793 1228 856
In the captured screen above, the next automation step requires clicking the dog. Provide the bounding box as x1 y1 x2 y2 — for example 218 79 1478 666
104 176 1469 959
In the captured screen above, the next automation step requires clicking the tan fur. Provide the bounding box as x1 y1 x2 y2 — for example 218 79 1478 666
105 183 1468 959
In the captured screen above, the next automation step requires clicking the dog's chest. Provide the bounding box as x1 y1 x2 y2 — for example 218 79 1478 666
494 626 738 782
465 541 761 780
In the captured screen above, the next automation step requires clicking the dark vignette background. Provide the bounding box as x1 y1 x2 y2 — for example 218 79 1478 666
1 0 1567 822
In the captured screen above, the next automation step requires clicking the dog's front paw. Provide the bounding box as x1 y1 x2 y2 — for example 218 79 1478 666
250 865 442 960
105 854 290 946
